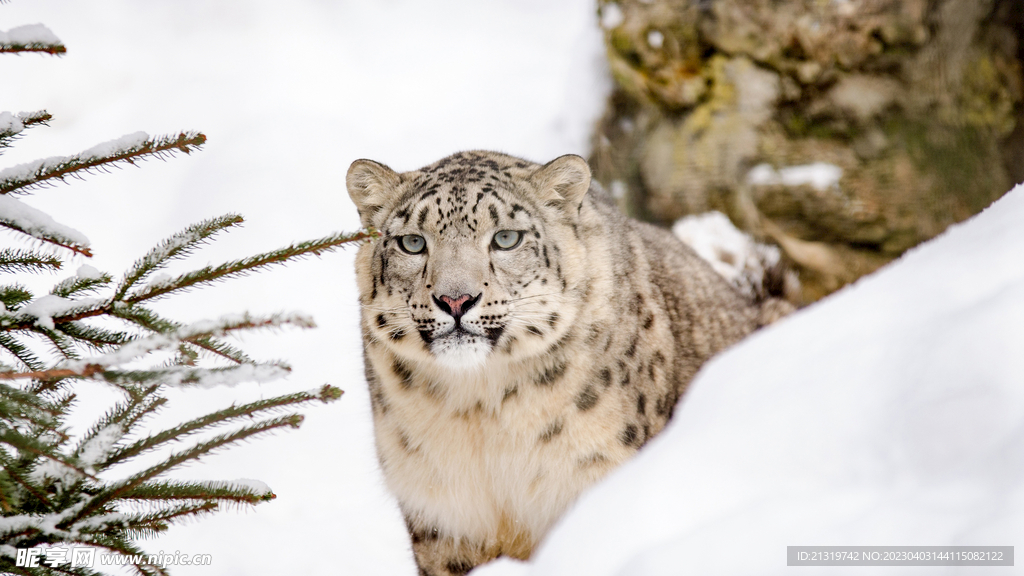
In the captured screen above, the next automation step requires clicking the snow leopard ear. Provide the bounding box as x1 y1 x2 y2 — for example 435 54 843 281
347 159 402 228
530 154 592 212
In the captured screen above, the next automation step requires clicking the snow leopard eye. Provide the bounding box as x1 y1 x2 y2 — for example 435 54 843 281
399 235 426 254
491 230 522 250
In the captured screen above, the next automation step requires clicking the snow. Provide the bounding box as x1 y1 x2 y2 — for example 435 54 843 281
75 264 103 280
205 478 274 496
0 194 90 248
672 211 788 300
0 24 62 47
647 30 664 49
0 111 25 136
747 162 844 191
14 294 100 330
77 131 148 161
474 185 1024 575
76 424 124 470
601 3 624 29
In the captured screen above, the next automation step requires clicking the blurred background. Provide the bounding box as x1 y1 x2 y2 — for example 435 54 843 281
4 0 1022 574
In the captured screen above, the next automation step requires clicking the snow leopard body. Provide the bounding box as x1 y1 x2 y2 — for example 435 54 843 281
346 151 789 575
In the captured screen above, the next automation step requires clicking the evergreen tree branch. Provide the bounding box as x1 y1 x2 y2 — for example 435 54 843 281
63 415 304 527
51 272 112 298
0 447 55 510
56 321 132 351
119 501 220 540
0 214 92 257
94 362 291 388
109 305 252 363
0 283 34 310
0 228 373 334
0 425 97 483
188 336 252 364
118 480 274 504
0 332 45 371
113 214 243 300
33 326 80 360
0 381 61 425
124 229 376 303
0 43 66 56
0 249 62 273
0 111 52 153
104 384 340 466
0 132 205 196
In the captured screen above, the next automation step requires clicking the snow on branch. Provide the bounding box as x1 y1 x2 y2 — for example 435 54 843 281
0 194 92 256
114 213 244 301
0 312 314 385
0 110 51 151
0 24 66 55
0 131 206 196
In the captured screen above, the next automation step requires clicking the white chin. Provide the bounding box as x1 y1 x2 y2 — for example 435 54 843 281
432 339 490 371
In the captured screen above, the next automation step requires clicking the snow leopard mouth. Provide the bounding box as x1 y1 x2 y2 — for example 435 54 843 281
419 324 504 347
429 329 493 369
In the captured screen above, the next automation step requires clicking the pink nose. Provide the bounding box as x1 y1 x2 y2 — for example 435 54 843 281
439 294 473 317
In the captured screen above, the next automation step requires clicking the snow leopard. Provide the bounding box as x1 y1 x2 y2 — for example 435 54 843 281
346 151 790 575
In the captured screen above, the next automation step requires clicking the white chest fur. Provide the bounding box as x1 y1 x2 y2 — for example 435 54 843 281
369 349 628 546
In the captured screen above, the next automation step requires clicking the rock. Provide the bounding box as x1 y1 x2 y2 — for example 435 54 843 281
590 0 1023 303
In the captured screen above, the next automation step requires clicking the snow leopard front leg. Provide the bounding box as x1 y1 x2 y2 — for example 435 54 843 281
405 517 496 576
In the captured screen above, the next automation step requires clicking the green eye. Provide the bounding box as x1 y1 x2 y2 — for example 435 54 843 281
492 230 522 250
399 235 426 254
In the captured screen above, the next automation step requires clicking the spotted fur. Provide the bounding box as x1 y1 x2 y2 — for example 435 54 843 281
347 151 787 575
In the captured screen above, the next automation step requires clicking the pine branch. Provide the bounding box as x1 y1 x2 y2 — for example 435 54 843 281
113 214 243 300
0 131 205 196
0 194 93 256
0 228 375 334
0 111 52 156
63 415 304 527
119 501 220 540
0 425 97 483
103 384 341 467
51 272 112 298
33 326 79 360
0 44 67 55
54 312 314 375
110 305 252 363
0 446 56 510
0 382 61 427
0 249 62 273
124 229 376 303
120 480 274 504
0 283 34 309
56 321 132 352
94 362 291 388
0 332 45 371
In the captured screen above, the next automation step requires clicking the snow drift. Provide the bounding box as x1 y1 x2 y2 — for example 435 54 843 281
478 184 1024 575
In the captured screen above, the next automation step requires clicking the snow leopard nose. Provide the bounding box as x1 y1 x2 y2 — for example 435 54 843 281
434 293 480 323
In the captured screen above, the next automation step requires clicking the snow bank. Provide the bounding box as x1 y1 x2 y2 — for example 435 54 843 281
477 185 1024 575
